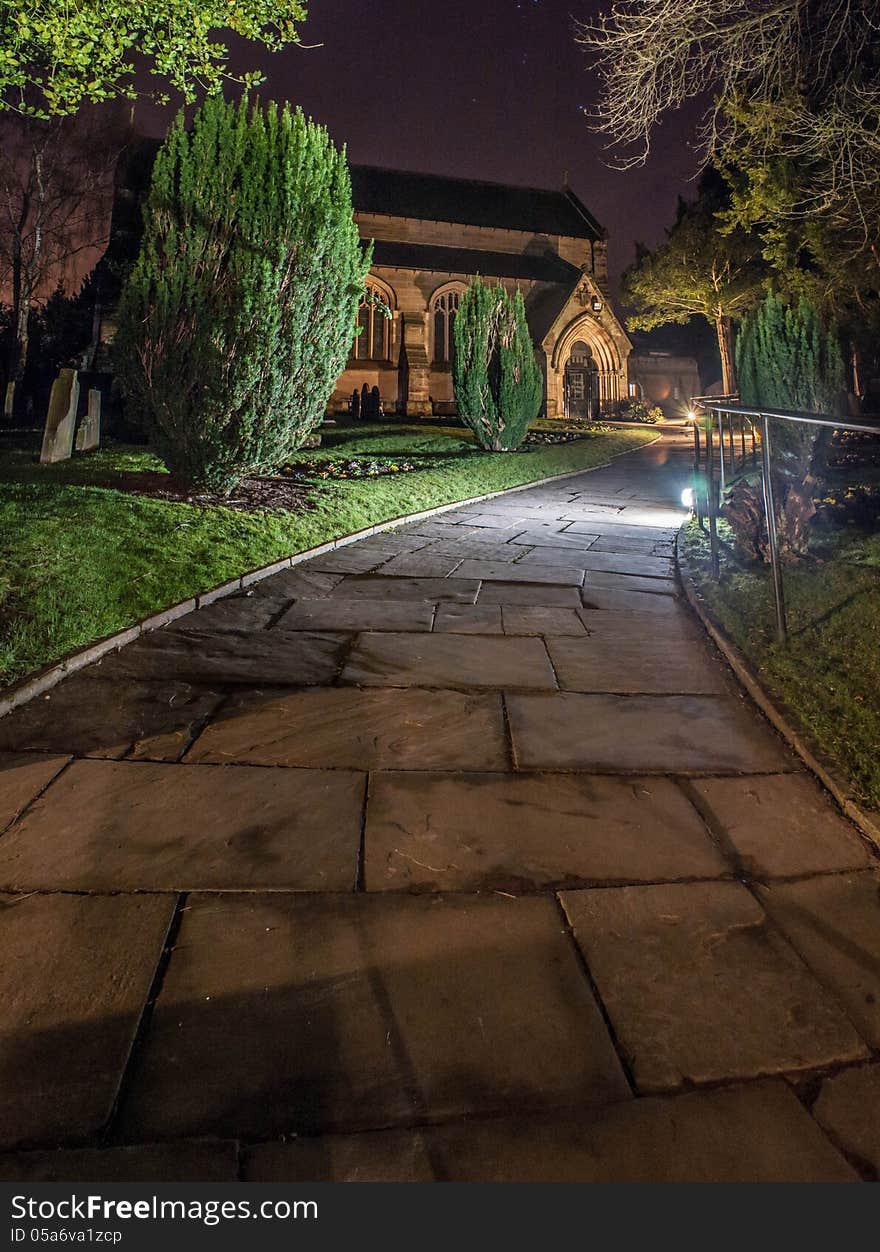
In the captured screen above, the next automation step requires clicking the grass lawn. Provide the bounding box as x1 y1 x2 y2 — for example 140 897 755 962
0 420 657 687
682 516 880 812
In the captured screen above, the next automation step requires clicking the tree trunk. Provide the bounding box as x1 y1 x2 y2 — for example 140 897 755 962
715 313 737 395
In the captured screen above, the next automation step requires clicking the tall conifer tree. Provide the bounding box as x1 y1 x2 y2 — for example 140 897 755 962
454 278 542 450
116 95 370 492
731 291 845 553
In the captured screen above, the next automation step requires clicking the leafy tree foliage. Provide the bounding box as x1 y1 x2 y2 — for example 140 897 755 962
578 1 879 398
0 1 307 116
116 94 370 493
453 278 543 451
622 172 764 393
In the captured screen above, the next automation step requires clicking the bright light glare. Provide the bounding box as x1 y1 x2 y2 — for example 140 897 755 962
681 487 695 510
687 409 696 421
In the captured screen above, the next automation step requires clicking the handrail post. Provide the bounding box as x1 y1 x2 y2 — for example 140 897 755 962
717 409 726 491
760 413 788 643
693 418 704 529
707 415 720 579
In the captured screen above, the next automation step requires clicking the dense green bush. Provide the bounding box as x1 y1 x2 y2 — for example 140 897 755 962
453 278 543 450
618 399 663 423
116 95 370 493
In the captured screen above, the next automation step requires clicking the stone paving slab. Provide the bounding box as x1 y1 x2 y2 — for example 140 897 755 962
247 568 343 603
579 609 702 641
273 598 435 633
813 1064 880 1177
453 560 585 585
402 522 481 539
426 1081 857 1182
512 547 603 570
510 532 598 550
308 546 401 575
575 551 676 579
329 576 480 604
419 539 530 562
374 553 464 578
0 892 174 1149
120 893 629 1140
477 582 583 608
432 604 505 634
0 1141 238 1182
244 1129 435 1182
460 512 536 529
80 629 350 688
584 569 678 596
757 872 880 1047
590 535 676 555
507 692 796 774
580 586 684 615
167 595 276 634
348 535 435 557
689 775 873 878
547 636 728 696
0 753 68 832
185 687 509 771
364 772 728 892
566 521 677 540
0 759 365 892
0 678 224 761
341 632 557 690
560 881 867 1093
502 607 588 636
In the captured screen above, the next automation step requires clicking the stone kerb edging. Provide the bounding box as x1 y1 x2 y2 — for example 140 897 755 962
676 533 880 851
0 434 661 719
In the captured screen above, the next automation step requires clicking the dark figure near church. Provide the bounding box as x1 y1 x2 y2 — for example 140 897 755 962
358 383 381 421
349 389 360 419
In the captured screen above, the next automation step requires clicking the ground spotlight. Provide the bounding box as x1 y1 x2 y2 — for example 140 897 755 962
681 487 695 510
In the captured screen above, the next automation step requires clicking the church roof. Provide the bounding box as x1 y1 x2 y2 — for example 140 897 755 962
350 165 604 241
371 240 581 283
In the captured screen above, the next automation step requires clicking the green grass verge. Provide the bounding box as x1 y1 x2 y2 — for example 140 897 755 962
682 517 880 811
0 421 657 686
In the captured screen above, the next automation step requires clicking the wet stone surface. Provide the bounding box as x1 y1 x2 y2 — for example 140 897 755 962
1 429 873 1179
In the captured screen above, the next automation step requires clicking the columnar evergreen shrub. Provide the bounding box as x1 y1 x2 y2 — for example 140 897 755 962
453 278 542 450
116 95 370 493
730 292 845 554
737 292 844 415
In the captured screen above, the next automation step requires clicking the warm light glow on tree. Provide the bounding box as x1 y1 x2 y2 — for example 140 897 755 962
0 1 309 116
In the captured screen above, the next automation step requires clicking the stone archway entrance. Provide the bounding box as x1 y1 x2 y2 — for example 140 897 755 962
564 341 599 420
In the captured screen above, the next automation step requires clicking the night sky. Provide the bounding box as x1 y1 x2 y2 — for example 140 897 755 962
141 0 703 292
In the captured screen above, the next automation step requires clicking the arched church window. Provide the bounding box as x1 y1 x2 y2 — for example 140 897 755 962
355 282 392 361
569 340 593 367
432 288 462 365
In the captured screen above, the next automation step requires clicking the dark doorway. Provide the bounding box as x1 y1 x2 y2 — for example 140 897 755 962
564 341 599 420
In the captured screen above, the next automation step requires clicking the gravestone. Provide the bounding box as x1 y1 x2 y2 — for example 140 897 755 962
3 381 15 421
40 369 79 465
75 388 101 453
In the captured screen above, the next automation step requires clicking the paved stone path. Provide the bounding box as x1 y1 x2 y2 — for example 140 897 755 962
1 428 878 1182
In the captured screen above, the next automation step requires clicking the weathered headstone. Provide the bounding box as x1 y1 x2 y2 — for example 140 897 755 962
75 388 101 453
40 369 79 465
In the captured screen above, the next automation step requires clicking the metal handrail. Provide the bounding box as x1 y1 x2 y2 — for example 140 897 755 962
690 397 880 644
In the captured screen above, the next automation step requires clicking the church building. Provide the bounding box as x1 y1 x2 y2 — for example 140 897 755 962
335 165 633 419
103 147 699 417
